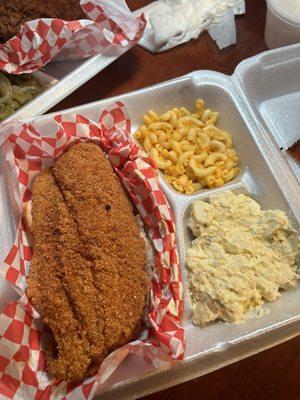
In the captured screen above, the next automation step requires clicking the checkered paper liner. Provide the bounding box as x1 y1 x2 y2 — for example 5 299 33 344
0 102 184 399
0 0 146 74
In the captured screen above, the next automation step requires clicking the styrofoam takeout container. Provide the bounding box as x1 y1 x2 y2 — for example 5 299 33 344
265 0 300 49
0 45 299 399
1 43 136 125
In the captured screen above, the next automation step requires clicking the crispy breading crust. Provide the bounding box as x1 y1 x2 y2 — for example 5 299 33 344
27 142 148 381
0 1 86 42
287 139 300 163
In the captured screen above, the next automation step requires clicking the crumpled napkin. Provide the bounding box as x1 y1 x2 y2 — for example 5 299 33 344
136 0 245 52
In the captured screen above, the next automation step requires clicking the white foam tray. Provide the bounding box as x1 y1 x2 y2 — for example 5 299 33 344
0 44 299 399
2 42 136 125
234 44 300 179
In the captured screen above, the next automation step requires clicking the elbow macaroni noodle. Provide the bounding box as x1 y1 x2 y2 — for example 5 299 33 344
134 99 240 194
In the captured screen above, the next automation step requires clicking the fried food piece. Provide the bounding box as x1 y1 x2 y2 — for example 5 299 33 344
0 0 86 42
287 139 300 164
27 142 148 381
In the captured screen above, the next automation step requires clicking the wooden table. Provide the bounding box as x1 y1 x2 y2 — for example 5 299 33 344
51 1 300 399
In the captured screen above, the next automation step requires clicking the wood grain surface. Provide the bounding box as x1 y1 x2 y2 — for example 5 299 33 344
50 0 300 399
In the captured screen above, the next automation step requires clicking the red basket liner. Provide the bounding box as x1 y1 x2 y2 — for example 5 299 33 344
0 0 146 74
0 102 184 399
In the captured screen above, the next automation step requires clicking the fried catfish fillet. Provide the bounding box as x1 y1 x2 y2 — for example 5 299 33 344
27 142 148 381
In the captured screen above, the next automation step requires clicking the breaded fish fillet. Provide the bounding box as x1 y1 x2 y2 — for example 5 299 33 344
27 142 148 381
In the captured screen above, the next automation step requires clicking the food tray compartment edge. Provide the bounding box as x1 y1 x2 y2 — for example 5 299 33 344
2 41 135 125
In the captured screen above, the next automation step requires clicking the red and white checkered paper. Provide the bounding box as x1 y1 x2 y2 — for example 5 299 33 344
0 102 184 399
0 0 146 74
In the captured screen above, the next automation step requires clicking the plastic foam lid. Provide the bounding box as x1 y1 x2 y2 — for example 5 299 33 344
269 0 300 25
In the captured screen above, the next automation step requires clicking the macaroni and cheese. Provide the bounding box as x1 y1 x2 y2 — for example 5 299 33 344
134 99 239 194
